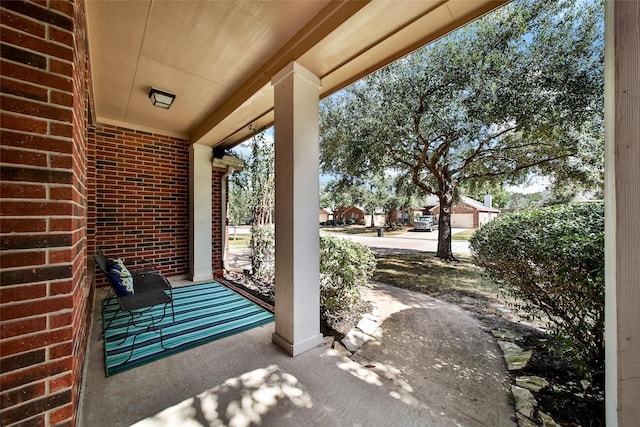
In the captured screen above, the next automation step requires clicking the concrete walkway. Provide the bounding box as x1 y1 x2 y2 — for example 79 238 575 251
79 280 515 427
355 282 515 427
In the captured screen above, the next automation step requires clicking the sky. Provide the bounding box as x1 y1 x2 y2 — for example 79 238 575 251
506 176 550 194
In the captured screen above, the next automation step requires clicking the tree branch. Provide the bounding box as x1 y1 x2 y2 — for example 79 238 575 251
451 125 518 174
461 153 571 181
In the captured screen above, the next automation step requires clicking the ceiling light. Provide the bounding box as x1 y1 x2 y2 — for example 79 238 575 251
149 87 176 109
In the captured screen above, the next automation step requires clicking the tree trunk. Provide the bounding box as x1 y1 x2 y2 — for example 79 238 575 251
332 206 342 225
436 188 455 260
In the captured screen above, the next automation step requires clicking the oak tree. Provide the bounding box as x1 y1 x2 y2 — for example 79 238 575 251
319 0 604 259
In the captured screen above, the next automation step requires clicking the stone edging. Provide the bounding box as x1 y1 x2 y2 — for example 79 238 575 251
324 307 564 427
324 303 382 357
490 328 560 427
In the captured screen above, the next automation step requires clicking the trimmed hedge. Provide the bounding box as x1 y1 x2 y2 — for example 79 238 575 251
319 235 377 329
470 202 604 379
250 225 274 283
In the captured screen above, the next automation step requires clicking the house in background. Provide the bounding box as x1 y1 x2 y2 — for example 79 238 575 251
321 206 383 227
430 195 500 229
319 208 332 224
0 1 637 426
414 195 440 219
387 208 413 225
335 206 365 224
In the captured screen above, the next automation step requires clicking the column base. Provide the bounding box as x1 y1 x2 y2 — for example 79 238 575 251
190 273 213 283
272 332 323 356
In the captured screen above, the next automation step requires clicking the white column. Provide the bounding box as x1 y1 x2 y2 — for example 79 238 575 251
605 1 640 425
271 62 323 356
189 143 213 282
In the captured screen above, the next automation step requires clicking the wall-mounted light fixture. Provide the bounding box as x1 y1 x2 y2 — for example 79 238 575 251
149 87 176 109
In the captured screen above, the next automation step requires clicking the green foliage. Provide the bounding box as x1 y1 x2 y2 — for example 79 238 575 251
246 232 376 332
247 129 274 226
250 225 274 283
228 151 250 226
506 191 544 211
470 203 604 379
229 130 275 228
232 129 276 278
320 0 604 259
321 174 421 229
319 235 377 329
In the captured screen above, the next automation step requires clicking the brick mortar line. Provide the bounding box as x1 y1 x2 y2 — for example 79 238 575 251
0 129 73 142
1 110 73 124
1 91 74 108
1 325 74 343
0 69 73 88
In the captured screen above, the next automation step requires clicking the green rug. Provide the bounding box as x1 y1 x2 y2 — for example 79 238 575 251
103 281 274 376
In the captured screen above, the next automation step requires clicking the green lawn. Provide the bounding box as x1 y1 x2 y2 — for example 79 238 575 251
227 233 251 249
452 229 476 241
372 252 499 302
371 252 539 322
320 225 408 237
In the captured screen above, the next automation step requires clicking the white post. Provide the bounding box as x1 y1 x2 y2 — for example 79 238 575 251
189 143 213 282
271 62 323 356
605 1 640 425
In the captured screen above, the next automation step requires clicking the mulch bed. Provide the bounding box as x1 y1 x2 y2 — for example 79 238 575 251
473 312 605 427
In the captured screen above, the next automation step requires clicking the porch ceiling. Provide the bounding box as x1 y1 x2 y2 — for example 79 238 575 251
86 0 507 149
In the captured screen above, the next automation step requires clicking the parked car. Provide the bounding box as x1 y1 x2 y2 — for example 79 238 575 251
414 215 438 232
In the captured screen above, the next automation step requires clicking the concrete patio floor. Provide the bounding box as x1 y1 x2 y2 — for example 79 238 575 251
79 279 515 427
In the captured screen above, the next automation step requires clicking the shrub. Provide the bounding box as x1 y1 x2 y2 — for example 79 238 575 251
319 235 377 331
247 231 376 333
470 203 604 379
250 225 275 283
346 218 355 225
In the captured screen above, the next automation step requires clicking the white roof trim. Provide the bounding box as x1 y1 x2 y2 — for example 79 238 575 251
430 196 501 213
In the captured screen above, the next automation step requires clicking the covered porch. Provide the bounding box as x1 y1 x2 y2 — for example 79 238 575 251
79 278 515 426
82 0 521 359
0 0 637 426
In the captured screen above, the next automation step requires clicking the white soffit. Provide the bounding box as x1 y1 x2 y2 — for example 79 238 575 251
85 0 507 147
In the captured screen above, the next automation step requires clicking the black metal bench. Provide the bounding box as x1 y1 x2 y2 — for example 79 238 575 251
95 250 175 364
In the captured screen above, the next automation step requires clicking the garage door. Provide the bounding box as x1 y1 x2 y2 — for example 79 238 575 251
451 213 474 228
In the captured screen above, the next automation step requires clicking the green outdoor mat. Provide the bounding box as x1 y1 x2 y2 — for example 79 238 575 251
103 281 274 376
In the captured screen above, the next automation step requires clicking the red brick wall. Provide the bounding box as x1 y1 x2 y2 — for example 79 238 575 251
341 206 364 222
1 0 227 423
87 124 190 280
212 168 226 276
68 1 90 425
1 1 90 426
335 206 364 223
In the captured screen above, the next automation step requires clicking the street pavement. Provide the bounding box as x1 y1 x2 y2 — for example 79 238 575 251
320 229 471 255
227 228 470 271
229 226 471 261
